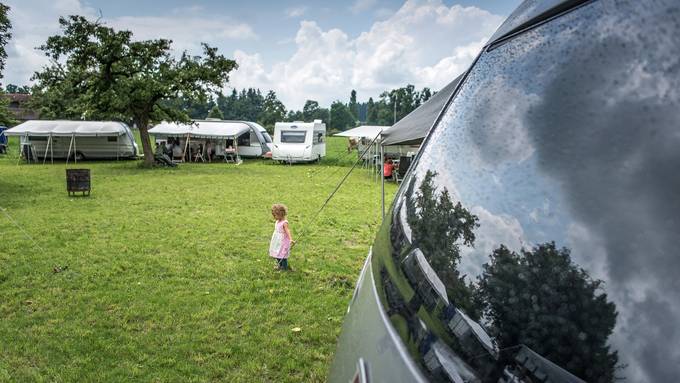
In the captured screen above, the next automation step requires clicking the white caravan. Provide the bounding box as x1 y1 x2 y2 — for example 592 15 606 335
150 120 272 160
272 120 326 163
4 120 138 161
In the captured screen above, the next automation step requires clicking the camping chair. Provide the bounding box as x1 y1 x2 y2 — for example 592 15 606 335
193 144 205 163
224 147 237 163
395 156 411 183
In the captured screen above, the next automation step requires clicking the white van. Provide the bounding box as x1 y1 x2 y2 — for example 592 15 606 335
272 120 326 163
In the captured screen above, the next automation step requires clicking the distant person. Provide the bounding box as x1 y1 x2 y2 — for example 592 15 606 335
206 141 213 162
154 142 176 167
383 159 395 180
269 203 295 271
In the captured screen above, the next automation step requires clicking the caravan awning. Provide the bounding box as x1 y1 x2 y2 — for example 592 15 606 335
334 125 388 139
381 75 463 146
149 121 251 139
4 120 130 137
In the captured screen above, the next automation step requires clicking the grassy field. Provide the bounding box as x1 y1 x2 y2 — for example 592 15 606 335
0 135 397 382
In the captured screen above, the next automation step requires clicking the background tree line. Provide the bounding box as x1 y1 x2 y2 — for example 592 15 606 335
155 84 435 133
0 7 438 162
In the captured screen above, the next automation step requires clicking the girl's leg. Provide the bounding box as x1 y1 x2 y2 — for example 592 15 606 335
280 259 288 270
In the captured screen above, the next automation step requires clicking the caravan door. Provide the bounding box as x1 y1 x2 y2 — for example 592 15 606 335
237 129 263 157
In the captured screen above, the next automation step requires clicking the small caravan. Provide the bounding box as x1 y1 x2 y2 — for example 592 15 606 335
3 120 138 161
272 120 326 163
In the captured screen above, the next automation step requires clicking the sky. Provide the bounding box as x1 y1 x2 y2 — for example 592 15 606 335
3 0 522 110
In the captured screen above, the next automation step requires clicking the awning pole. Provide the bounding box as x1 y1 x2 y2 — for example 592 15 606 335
66 134 74 166
235 136 241 163
50 134 54 164
182 134 190 162
73 134 77 164
381 141 385 219
42 135 51 165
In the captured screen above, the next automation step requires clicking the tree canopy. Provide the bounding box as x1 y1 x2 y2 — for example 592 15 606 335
475 242 619 382
0 3 14 126
31 15 237 165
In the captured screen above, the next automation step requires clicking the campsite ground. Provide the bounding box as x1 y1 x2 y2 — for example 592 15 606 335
0 136 397 382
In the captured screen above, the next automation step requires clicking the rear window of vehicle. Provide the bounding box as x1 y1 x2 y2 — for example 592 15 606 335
374 1 680 382
281 131 306 143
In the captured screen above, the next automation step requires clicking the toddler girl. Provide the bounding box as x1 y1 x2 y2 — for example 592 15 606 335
269 204 295 270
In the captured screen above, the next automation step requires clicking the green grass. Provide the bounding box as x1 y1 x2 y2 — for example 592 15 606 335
0 135 397 382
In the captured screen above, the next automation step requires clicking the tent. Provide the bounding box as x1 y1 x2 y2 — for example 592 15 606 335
3 120 138 163
334 125 387 139
381 75 463 146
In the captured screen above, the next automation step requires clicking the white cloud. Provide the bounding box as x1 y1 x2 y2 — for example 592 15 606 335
2 0 255 86
5 0 504 113
107 16 256 54
230 0 504 109
3 0 97 86
285 6 308 18
459 205 527 279
350 0 378 14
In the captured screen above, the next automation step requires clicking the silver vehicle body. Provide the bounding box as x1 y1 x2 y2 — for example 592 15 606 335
330 0 680 382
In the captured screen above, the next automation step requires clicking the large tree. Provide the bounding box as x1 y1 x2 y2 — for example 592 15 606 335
405 171 480 316
476 243 619 382
348 89 358 121
0 3 14 126
32 15 237 165
258 90 286 132
0 2 10 77
329 100 354 131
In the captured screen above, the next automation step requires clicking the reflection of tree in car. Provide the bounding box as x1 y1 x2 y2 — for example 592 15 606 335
475 243 619 383
405 170 480 318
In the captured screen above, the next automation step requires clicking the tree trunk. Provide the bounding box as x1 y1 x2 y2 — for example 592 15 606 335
136 117 155 167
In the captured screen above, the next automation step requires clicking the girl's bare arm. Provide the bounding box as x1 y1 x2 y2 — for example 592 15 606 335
283 222 296 245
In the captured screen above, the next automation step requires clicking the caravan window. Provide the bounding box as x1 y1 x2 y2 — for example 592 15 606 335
281 131 306 143
107 136 117 142
249 130 258 145
262 132 272 143
313 131 324 144
237 133 250 146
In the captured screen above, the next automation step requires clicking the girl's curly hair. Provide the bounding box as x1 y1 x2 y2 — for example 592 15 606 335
271 203 288 219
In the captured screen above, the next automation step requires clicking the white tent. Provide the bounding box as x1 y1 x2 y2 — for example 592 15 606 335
4 120 131 137
334 125 388 139
3 120 137 164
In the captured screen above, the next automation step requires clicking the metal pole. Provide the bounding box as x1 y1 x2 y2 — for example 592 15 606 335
73 134 77 164
381 141 385 219
66 134 74 166
182 134 190 162
50 134 53 164
42 135 51 165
